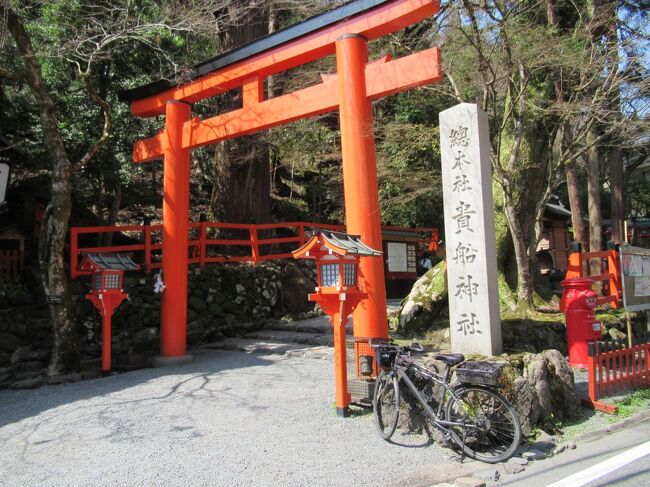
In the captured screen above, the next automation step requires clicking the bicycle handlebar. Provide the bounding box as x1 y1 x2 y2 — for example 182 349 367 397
368 339 425 354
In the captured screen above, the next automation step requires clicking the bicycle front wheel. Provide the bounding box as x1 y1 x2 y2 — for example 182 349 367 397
444 386 521 463
373 370 400 441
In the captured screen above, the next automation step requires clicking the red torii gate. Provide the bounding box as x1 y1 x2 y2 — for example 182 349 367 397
122 0 442 364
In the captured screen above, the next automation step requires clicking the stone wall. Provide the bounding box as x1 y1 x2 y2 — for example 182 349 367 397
1 261 316 387
0 286 52 385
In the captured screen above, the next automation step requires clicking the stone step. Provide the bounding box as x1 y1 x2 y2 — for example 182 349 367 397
265 316 352 335
201 339 334 359
243 329 356 348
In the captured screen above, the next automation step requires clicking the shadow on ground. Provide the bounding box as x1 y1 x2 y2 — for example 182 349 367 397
0 349 274 428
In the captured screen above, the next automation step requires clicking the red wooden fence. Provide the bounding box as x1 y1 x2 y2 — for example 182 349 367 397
0 249 23 279
566 249 621 308
584 334 650 413
70 221 437 278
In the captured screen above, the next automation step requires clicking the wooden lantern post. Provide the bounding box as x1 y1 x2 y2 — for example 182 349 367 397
292 230 381 417
79 254 138 372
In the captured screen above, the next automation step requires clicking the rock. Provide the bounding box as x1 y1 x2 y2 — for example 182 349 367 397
397 263 448 333
188 296 207 313
523 350 581 425
11 377 47 389
532 440 556 452
508 456 528 466
208 303 223 316
187 309 198 323
187 329 203 345
557 442 576 451
13 360 44 373
0 352 11 365
532 430 556 451
0 333 21 352
10 345 48 364
235 284 246 295
400 300 421 325
510 376 539 437
472 469 499 482
535 430 555 443
280 263 315 314
522 449 546 461
552 444 567 456
454 477 485 487
131 328 159 352
502 462 525 474
48 373 82 385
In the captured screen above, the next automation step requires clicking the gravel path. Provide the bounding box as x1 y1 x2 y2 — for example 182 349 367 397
0 348 466 487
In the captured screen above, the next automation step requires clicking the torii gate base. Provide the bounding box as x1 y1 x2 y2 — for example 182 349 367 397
121 0 442 376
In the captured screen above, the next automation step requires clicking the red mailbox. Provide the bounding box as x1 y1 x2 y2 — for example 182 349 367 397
292 230 381 417
561 277 603 368
79 253 139 372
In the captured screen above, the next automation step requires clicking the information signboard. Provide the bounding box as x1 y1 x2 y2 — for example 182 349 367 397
0 163 9 204
620 245 650 312
386 242 407 273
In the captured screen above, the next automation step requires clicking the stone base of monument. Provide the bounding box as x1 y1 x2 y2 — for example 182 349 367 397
419 349 580 437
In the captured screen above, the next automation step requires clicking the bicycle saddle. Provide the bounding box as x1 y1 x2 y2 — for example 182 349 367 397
434 353 465 366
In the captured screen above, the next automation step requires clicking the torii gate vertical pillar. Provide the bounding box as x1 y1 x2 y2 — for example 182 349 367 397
156 100 193 365
336 34 389 363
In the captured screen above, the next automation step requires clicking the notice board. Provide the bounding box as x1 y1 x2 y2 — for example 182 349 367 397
620 245 650 311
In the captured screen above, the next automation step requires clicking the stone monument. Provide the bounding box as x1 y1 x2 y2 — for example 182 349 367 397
440 103 502 355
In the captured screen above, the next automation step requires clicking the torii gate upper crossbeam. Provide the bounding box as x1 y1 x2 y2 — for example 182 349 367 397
133 47 441 162
121 0 439 117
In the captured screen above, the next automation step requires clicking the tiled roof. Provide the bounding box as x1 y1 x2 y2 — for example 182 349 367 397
314 230 382 256
82 253 139 271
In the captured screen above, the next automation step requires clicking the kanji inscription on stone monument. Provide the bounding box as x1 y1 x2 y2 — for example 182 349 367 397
440 103 502 355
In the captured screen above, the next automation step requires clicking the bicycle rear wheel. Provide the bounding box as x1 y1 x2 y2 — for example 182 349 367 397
373 370 400 440
444 386 521 463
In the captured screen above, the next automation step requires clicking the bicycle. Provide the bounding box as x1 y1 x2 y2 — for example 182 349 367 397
371 341 522 464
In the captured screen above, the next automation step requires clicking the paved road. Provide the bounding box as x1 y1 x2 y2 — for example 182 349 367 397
0 347 481 487
500 417 650 487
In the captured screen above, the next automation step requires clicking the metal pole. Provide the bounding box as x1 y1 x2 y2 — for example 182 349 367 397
335 34 388 366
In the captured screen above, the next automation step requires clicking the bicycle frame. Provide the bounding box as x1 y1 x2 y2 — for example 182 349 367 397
391 357 478 431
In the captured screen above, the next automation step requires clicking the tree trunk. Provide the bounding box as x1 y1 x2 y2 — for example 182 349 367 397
609 147 625 243
566 163 588 249
586 139 602 253
210 2 271 223
7 9 80 374
499 116 550 306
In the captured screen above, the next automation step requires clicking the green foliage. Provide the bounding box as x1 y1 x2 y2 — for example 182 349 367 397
613 388 650 419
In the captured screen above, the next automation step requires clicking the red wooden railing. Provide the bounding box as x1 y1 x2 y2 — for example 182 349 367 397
70 221 437 278
566 248 621 308
0 249 24 279
583 334 650 414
